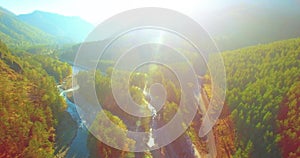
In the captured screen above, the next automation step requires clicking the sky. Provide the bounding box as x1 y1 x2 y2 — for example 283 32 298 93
0 0 236 25
2 0 298 25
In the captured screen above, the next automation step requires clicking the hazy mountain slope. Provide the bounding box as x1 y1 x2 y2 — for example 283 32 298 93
18 11 94 42
199 1 300 51
0 7 55 46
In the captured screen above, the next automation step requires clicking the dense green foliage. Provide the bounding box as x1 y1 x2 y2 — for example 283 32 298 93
88 110 135 158
278 81 300 157
29 55 71 82
0 41 71 157
223 38 300 157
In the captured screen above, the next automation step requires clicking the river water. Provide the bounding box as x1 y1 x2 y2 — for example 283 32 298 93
64 96 90 158
59 66 90 158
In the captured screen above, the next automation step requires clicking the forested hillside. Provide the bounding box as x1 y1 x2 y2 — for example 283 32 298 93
278 81 300 157
1 3 299 156
0 40 71 157
223 38 300 157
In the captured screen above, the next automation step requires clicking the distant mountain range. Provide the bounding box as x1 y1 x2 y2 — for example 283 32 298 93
18 11 94 42
0 7 56 46
0 7 93 46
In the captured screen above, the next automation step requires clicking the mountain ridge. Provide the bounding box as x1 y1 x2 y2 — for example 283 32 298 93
0 6 56 46
18 10 94 42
